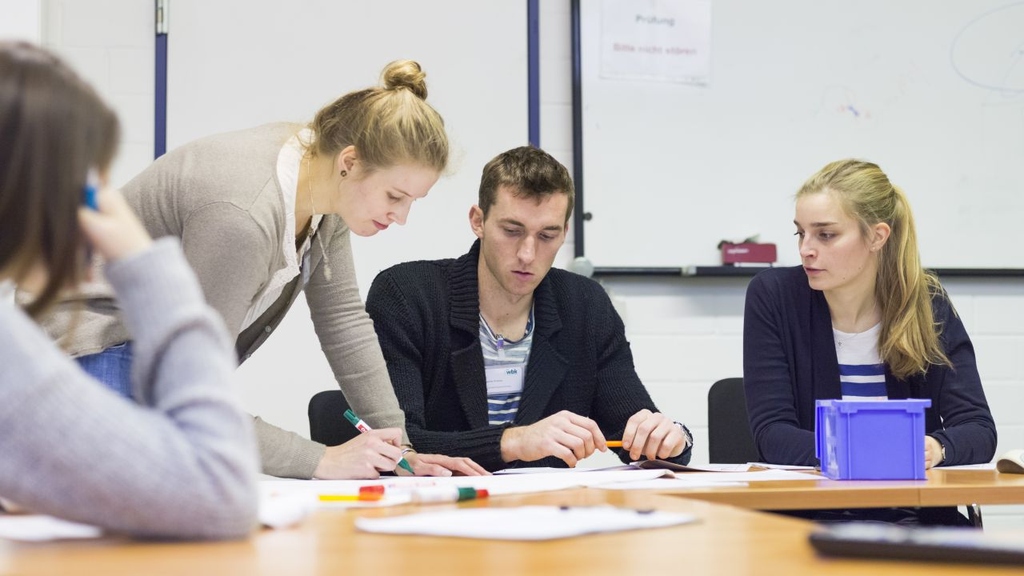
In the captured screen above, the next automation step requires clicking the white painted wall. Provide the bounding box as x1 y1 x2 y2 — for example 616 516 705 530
38 0 1024 529
0 0 41 41
40 0 154 189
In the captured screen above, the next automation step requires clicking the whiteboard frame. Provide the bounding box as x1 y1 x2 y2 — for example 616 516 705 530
570 0 1024 274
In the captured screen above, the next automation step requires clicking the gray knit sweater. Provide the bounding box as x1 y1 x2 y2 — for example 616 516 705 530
0 239 258 539
38 123 408 479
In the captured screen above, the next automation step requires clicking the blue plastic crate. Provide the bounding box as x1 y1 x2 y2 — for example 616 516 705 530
815 399 932 480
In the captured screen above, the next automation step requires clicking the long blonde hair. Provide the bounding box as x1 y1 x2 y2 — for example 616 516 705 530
307 60 448 174
797 159 950 379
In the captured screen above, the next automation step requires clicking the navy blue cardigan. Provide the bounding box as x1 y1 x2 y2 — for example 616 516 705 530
366 240 692 472
743 266 996 466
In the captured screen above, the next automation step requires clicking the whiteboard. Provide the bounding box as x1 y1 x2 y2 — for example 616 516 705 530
167 0 528 282
579 0 1024 269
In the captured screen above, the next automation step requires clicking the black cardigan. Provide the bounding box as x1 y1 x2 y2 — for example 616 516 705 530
366 240 692 471
743 266 996 466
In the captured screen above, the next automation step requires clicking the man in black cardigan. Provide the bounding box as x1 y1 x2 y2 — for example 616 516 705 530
366 146 692 472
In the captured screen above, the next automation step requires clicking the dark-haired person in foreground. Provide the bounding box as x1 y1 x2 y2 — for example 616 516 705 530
0 41 257 539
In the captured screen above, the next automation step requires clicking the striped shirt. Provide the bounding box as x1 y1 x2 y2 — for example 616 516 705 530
834 322 887 400
480 306 535 426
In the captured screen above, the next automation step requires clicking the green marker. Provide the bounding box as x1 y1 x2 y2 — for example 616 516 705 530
343 409 415 474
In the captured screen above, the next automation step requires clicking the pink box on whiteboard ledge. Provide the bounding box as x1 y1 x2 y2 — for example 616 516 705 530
719 239 777 265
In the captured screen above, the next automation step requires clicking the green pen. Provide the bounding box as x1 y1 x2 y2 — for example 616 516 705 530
343 409 415 474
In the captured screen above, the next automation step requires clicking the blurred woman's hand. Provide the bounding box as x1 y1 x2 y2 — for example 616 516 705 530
77 186 153 263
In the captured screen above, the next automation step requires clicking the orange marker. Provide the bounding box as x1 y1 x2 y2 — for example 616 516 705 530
606 441 624 448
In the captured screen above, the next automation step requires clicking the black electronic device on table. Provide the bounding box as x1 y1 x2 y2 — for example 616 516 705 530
809 523 1024 565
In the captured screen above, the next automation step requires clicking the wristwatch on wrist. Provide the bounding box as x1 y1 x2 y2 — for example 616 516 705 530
929 435 946 465
674 421 692 449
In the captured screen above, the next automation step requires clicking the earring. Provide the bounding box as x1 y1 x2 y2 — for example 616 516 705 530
340 170 348 177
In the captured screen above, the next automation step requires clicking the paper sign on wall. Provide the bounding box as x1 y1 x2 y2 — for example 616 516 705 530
600 0 711 85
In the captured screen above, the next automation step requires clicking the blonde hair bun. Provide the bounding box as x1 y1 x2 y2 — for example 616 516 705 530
308 58 448 173
381 60 428 100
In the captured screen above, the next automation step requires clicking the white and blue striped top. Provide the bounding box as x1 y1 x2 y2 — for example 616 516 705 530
833 322 887 401
480 306 535 426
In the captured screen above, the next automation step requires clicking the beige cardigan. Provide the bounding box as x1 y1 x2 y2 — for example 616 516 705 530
39 123 408 479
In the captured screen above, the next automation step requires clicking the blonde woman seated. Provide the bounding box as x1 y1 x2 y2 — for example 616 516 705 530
743 159 996 524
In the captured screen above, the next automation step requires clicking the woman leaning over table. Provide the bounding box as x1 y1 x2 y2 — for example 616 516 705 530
38 60 486 480
742 159 996 523
0 41 258 539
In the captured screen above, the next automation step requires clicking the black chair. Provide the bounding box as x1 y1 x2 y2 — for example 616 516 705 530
707 377 760 464
308 390 360 446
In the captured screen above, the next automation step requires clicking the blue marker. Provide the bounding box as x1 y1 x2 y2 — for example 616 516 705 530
82 169 99 210
81 169 99 265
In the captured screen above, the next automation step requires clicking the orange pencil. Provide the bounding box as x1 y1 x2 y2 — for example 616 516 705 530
606 440 623 448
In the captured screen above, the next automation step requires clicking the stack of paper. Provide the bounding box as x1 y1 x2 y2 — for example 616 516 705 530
355 505 697 540
0 515 101 542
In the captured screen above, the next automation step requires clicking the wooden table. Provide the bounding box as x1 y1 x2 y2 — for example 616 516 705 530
919 469 1024 507
1 488 1022 575
656 469 1024 510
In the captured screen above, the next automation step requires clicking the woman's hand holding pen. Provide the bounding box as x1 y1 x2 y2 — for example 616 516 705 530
403 452 490 477
500 410 608 468
313 428 405 479
77 186 152 263
620 409 687 462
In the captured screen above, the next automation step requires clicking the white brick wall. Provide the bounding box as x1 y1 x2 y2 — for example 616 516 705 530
0 0 41 41
38 0 1024 528
41 0 153 189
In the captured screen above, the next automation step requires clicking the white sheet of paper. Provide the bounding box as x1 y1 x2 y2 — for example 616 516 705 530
260 467 674 508
689 463 753 472
0 515 101 542
258 491 319 528
601 469 821 490
494 465 633 474
635 461 753 473
942 463 997 470
355 505 697 540
673 470 820 482
747 462 818 470
601 478 747 490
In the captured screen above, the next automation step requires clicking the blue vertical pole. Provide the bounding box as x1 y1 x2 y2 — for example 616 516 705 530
155 0 168 158
570 0 584 257
527 0 540 147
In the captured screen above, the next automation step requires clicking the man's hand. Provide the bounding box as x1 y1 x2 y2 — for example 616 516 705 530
500 410 607 467
620 409 687 462
402 452 490 476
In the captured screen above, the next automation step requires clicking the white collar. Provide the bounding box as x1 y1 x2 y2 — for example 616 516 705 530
268 128 323 292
